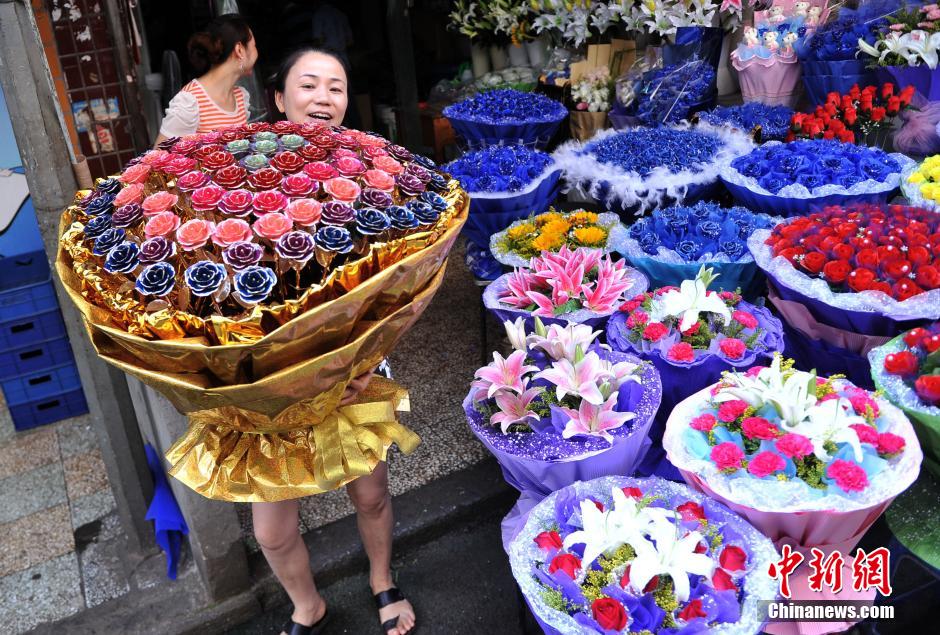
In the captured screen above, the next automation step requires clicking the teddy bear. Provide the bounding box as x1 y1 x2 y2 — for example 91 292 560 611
807 6 822 26
781 31 799 55
763 30 780 52
743 26 760 47
768 6 786 24
794 1 810 18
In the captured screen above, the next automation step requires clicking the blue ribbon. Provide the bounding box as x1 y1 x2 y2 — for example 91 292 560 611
144 443 189 579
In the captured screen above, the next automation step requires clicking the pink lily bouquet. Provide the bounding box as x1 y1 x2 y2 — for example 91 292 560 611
483 246 648 328
462 317 662 497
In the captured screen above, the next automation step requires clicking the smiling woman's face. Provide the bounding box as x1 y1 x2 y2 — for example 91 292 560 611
275 52 348 126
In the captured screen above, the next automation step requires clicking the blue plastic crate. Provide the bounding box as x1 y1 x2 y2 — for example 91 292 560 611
7 387 88 431
0 276 58 320
1 362 81 406
0 169 50 292
0 308 66 350
0 336 74 379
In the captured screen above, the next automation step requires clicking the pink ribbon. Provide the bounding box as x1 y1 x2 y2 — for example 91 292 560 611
767 286 891 356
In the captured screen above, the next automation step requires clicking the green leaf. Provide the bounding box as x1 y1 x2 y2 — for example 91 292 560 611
553 299 581 316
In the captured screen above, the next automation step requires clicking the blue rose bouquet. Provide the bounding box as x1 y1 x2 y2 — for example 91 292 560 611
442 88 567 149
552 124 754 215
722 139 914 217
507 475 779 635
615 60 716 128
799 4 886 105
697 103 794 142
446 145 561 263
618 201 776 298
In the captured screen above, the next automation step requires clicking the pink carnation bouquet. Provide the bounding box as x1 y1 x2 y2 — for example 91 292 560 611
664 354 922 634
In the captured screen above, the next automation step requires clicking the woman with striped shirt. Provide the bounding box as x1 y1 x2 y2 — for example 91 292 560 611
154 14 258 144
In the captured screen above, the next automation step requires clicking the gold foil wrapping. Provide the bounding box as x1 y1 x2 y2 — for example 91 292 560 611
56 183 469 502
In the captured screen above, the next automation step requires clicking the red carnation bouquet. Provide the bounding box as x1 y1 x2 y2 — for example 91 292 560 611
764 204 940 301
787 83 915 145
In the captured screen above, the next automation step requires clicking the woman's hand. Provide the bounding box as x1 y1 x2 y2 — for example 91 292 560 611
339 369 374 406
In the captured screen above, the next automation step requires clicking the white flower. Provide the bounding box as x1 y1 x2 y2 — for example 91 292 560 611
562 487 679 568
715 356 819 428
503 317 529 353
629 518 715 602
650 266 731 332
784 397 867 462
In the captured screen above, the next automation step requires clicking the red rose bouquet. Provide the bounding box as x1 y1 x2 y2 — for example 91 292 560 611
870 322 940 479
507 476 779 635
787 83 915 145
750 205 940 388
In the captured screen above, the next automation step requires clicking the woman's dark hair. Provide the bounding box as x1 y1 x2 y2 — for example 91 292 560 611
272 46 348 93
187 14 252 75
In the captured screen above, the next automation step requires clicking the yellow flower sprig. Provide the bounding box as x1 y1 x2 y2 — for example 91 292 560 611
907 154 940 202
496 207 611 259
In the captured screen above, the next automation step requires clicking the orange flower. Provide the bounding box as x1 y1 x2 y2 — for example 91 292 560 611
113 183 144 208
572 226 607 247
141 191 179 217
361 169 395 191
286 199 322 226
532 232 564 252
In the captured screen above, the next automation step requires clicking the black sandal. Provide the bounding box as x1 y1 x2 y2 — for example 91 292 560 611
281 608 330 635
374 587 413 634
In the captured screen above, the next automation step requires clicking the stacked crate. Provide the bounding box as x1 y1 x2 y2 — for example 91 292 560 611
0 168 88 430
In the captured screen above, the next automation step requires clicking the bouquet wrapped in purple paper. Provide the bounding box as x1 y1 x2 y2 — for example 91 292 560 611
465 318 661 501
606 267 785 478
507 475 779 635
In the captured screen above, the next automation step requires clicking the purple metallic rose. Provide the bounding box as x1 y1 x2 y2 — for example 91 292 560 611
404 163 431 183
386 144 414 162
138 236 177 264
396 173 425 197
275 231 316 264
111 204 144 228
321 201 355 226
221 240 264 270
359 187 393 209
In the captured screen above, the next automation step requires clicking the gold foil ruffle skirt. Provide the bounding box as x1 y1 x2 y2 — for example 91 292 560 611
165 377 418 502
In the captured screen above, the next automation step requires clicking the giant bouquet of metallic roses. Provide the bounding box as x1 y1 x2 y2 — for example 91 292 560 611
57 122 468 502
508 476 779 635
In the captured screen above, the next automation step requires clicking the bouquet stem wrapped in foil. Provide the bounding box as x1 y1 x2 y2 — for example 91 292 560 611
56 183 468 502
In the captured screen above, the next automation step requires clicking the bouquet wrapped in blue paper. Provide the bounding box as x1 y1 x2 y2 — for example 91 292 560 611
553 124 754 215
697 103 794 142
721 139 913 217
617 201 776 299
612 60 716 129
442 88 567 149
489 209 628 268
507 475 779 635
445 144 561 261
799 4 886 105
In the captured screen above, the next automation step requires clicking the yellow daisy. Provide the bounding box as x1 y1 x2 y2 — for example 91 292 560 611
572 226 608 247
532 231 565 252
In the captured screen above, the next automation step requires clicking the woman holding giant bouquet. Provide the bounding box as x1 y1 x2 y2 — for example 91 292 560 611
252 48 415 635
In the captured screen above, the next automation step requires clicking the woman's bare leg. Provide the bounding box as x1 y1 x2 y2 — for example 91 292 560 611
346 463 415 634
252 499 327 629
